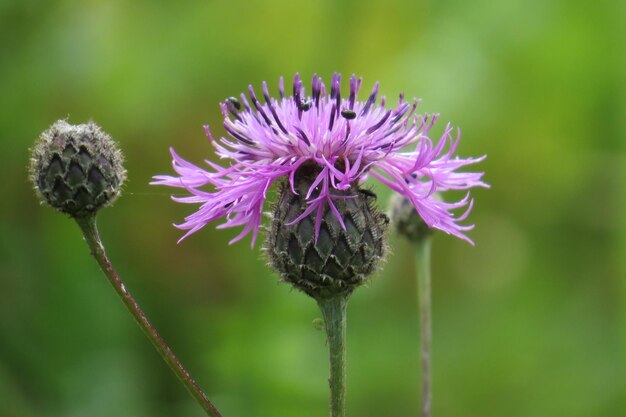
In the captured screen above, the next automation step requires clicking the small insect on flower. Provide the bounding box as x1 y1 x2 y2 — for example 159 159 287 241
340 109 357 120
153 72 487 247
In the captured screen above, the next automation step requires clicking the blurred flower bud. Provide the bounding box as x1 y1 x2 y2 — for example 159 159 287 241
389 192 435 243
30 120 126 218
266 166 389 299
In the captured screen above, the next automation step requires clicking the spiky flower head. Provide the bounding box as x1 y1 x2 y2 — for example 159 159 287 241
153 73 487 243
153 73 487 296
30 120 126 218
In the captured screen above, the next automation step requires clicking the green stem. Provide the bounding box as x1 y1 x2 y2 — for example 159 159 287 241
75 215 223 417
416 236 432 417
317 295 349 417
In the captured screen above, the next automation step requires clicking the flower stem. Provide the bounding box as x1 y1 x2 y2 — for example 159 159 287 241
317 295 349 417
75 215 223 417
415 236 432 417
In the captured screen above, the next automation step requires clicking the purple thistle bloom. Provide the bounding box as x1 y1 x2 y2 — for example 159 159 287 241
152 73 488 246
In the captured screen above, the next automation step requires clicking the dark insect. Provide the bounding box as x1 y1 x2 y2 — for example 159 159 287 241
341 109 357 120
226 97 241 110
298 99 312 112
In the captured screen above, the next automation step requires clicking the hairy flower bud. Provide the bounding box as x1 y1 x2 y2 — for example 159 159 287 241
266 166 389 299
30 120 126 217
389 192 434 242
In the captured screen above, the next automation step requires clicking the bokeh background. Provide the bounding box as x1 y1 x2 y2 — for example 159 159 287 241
1 0 625 416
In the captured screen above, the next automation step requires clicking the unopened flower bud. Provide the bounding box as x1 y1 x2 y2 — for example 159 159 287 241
266 166 389 299
389 192 434 242
29 120 126 218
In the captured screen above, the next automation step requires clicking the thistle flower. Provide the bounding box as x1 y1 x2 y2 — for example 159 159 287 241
154 74 487 416
153 72 487 247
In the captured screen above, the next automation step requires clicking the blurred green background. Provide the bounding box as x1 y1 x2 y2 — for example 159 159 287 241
1 0 624 416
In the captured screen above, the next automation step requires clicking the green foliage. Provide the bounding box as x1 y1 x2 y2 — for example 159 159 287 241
1 0 624 416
